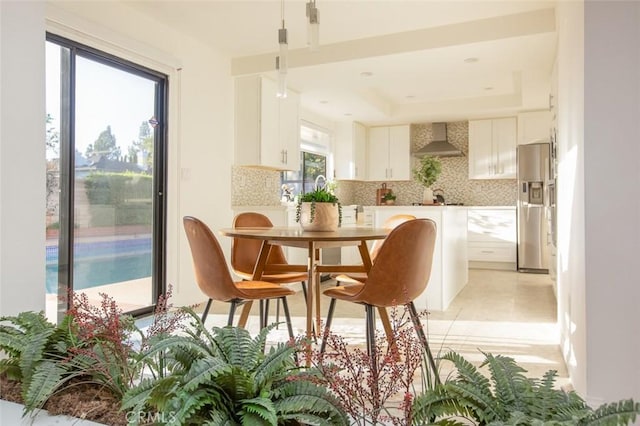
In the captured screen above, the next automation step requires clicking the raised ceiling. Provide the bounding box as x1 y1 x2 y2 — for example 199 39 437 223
125 0 558 125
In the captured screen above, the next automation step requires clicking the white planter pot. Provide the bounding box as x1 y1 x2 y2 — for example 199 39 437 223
422 187 434 204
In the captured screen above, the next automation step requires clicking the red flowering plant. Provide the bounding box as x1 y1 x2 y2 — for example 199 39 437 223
0 286 188 418
311 306 440 425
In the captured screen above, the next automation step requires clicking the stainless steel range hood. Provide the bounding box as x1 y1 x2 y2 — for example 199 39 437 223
412 122 464 157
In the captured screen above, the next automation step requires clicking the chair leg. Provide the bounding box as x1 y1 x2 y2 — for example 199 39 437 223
319 297 337 354
407 302 440 384
365 304 377 358
201 298 213 325
279 297 295 341
228 301 238 326
275 299 280 329
262 299 271 329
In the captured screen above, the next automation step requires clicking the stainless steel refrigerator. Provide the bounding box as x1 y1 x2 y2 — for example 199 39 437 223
517 142 550 272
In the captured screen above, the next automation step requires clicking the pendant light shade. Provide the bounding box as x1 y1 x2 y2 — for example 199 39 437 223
306 0 319 51
275 0 288 98
276 56 287 98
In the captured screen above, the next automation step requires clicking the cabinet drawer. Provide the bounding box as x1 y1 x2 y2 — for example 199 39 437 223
468 243 516 262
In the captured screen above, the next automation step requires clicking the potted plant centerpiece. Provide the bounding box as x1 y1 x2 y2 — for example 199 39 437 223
383 192 397 205
296 175 342 231
413 155 442 205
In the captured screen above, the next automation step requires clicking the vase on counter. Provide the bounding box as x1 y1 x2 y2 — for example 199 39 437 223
298 202 340 231
423 187 434 204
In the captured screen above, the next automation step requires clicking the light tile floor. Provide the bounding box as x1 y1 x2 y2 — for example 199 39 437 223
202 268 570 388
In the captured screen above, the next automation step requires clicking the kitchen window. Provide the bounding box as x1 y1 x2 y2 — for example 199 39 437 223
281 122 332 198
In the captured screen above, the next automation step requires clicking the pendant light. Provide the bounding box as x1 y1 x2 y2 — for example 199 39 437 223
276 0 288 98
306 0 319 51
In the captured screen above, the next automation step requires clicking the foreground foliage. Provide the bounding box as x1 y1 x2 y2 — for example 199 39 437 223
123 310 348 425
412 351 640 425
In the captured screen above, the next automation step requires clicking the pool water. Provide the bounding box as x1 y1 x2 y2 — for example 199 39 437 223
46 237 152 293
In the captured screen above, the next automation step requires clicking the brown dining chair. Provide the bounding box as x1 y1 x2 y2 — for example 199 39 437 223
182 216 296 340
231 212 308 327
321 218 439 378
328 214 417 343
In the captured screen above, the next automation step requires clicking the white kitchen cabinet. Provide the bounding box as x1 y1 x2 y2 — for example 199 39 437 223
367 125 410 181
234 75 300 171
467 208 517 269
517 110 551 145
334 121 366 180
468 117 516 179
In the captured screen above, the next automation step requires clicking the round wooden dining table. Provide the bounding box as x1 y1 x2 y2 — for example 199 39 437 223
219 226 389 364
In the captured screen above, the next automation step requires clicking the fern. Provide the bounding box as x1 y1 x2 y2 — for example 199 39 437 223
582 399 640 426
22 360 67 413
413 351 640 426
239 397 278 425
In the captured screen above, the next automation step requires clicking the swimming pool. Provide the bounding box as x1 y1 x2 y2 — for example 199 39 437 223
46 237 152 293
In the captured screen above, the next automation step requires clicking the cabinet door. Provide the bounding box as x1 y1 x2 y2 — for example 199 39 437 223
468 119 494 179
388 125 410 180
353 122 367 180
517 110 551 145
367 127 389 180
334 121 367 180
493 117 516 178
279 89 300 171
259 77 283 169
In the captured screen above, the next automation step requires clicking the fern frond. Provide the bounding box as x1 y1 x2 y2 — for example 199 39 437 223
0 325 26 355
239 397 277 425
444 381 504 423
168 387 216 426
412 385 470 424
272 381 349 425
583 399 640 426
121 377 158 413
442 351 492 392
23 360 66 413
213 326 259 368
482 353 530 414
182 356 231 392
253 342 296 387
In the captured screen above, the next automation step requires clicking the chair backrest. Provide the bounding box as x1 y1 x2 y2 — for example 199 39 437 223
231 212 289 275
183 216 240 302
369 214 417 261
357 218 437 307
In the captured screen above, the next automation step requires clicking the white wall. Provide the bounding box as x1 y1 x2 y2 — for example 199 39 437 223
0 1 47 316
583 1 640 404
0 1 236 313
557 0 640 406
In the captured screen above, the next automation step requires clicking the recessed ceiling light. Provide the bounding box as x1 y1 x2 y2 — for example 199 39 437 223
484 87 493 91
406 95 415 99
360 71 373 77
344 113 352 116
464 57 478 63
319 100 329 104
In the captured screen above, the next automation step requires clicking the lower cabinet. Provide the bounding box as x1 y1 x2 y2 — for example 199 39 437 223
467 208 517 270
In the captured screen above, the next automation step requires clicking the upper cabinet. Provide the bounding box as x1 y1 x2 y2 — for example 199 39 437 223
517 110 551 145
367 125 411 181
468 117 517 180
234 75 300 171
334 121 367 180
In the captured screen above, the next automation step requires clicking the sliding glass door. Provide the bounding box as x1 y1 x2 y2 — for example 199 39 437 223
45 34 167 322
